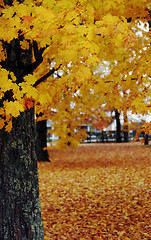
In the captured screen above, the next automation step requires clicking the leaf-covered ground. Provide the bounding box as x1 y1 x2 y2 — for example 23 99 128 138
38 143 151 239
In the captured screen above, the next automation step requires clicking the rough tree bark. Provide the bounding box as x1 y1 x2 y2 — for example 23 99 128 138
36 120 50 162
0 109 44 240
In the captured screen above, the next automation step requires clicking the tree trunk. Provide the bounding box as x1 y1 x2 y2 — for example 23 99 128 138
123 111 129 142
115 110 122 143
36 120 50 162
144 133 149 145
0 1 44 234
0 108 44 240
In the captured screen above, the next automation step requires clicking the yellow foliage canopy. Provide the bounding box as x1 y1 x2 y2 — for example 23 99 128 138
0 0 151 141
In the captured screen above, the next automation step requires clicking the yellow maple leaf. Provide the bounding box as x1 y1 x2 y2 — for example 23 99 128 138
103 14 119 26
5 120 12 132
5 101 24 117
20 40 30 50
95 26 107 36
0 68 12 92
0 118 5 129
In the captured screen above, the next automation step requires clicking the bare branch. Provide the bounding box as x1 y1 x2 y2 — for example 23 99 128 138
33 64 62 87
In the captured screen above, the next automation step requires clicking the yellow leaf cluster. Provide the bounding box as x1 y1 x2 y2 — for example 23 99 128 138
0 0 151 133
0 68 13 92
4 101 24 117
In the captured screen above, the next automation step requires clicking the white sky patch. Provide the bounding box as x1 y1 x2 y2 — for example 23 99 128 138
94 61 111 77
127 111 151 123
57 70 64 76
70 101 75 109
137 21 149 32
67 61 72 67
90 88 94 94
50 61 56 68
132 21 149 38
126 89 130 94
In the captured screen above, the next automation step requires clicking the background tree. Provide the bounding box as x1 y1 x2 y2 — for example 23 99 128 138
115 109 122 143
123 110 129 142
36 119 50 162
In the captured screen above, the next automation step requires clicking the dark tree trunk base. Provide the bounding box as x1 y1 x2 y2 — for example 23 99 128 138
0 109 44 240
144 133 149 145
124 131 129 142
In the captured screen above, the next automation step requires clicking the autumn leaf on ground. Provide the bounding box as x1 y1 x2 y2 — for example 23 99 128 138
38 143 151 239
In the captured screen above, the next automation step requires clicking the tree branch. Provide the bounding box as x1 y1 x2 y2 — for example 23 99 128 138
0 39 47 79
54 72 61 78
104 77 137 84
20 41 47 77
33 64 62 87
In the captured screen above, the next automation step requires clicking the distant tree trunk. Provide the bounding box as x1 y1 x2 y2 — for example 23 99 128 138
0 108 44 240
36 120 50 162
123 111 129 142
144 133 149 145
102 131 104 143
115 110 122 143
67 123 72 146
